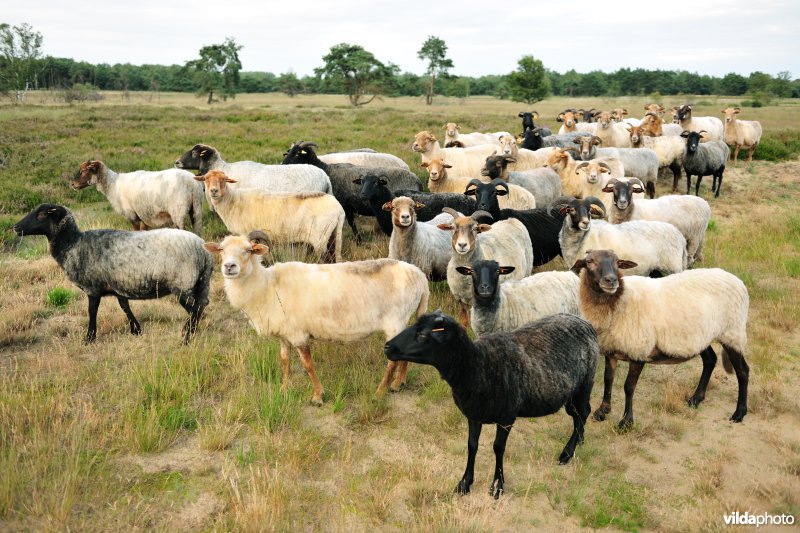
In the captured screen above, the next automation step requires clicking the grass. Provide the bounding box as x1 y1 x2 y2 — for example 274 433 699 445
1 92 799 530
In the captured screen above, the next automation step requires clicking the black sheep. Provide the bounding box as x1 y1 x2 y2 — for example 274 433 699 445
354 174 477 236
384 311 598 498
518 111 551 137
13 204 213 343
282 141 422 241
464 179 565 266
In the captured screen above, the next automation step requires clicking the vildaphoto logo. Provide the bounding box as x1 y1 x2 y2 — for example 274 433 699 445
723 511 796 527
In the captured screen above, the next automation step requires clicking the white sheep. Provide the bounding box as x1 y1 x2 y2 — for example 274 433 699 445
603 177 711 266
721 107 762 166
437 209 533 327
412 131 499 178
554 196 687 277
442 122 510 147
594 111 633 148
573 249 750 427
384 196 454 281
498 135 556 171
571 136 660 198
205 234 429 403
196 170 344 263
70 160 203 235
455 259 580 336
573 158 630 208
670 105 724 142
626 124 685 192
175 143 332 194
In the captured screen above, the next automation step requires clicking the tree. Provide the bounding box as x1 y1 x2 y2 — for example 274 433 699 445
417 36 453 105
719 72 748 96
507 55 550 104
184 37 242 104
277 71 303 97
772 71 792 98
0 22 45 101
315 43 391 107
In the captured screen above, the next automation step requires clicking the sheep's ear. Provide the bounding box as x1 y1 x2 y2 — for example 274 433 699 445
600 166 610 173
381 201 394 211
559 206 570 215
455 266 472 276
518 112 525 117
475 224 492 233
442 124 448 130
504 156 517 163
378 178 388 185
203 242 221 254
497 266 515 275
251 243 269 255
631 185 645 193
225 177 238 183
617 259 638 269
734 108 741 114
601 185 615 193
414 202 425 210
557 113 565 122
437 223 453 231
194 174 206 182
494 187 508 196
420 161 430 168
352 178 363 185
443 163 453 169
464 187 477 196
570 259 586 274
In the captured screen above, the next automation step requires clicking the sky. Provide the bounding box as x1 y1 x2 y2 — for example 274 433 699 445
5 0 799 78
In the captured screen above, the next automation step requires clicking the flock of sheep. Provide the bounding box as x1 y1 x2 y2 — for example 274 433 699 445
11 102 761 498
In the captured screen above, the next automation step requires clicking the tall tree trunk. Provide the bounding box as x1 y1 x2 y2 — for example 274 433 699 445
426 74 435 105
207 90 214 104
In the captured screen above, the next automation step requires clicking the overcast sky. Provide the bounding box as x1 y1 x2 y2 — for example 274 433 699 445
6 0 799 78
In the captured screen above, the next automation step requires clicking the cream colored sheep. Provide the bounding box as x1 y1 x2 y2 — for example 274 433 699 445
721 107 763 166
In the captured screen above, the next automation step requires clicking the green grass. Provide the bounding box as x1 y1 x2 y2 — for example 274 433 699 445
46 287 75 308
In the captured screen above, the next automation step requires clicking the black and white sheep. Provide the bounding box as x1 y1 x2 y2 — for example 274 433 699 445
519 128 591 151
455 259 580 336
13 204 212 343
671 104 724 142
282 141 422 241
573 249 749 428
482 153 562 206
384 310 598 497
681 130 730 197
354 174 476 236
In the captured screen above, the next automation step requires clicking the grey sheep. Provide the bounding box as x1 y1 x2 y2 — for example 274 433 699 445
13 204 212 343
481 153 562 206
680 130 730 197
384 310 598 498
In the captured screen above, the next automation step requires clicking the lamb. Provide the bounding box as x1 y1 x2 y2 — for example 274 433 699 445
572 249 749 428
455 259 580 336
384 196 454 281
442 122 510 147
282 141 422 241
518 110 552 137
205 234 429 404
437 209 533 326
174 143 331 194
195 170 344 263
13 204 212 343
319 150 409 170
384 310 598 498
412 131 497 177
462 179 565 267
498 135 557 171
603 177 711 266
593 111 633 148
681 130 730 197
355 174 476 235
626 124 685 191
571 136 659 198
671 104 724 141
721 107 762 166
70 160 203 235
481 153 562 206
553 196 687 277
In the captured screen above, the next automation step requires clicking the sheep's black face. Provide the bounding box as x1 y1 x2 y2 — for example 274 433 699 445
384 312 458 365
175 144 210 170
282 144 314 165
611 182 632 210
682 132 702 153
357 175 388 200
519 112 535 131
13 204 69 237
464 183 501 214
456 260 515 305
481 156 506 179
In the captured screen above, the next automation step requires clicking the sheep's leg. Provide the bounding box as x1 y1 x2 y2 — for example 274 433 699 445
392 362 410 391
670 162 682 193
714 169 724 198
560 399 584 465
592 356 617 421
177 293 202 343
456 419 482 495
723 346 749 423
376 361 399 398
687 346 716 407
130 218 142 231
733 145 740 166
694 176 703 196
298 345 323 405
686 174 692 195
618 361 645 430
490 423 512 498
116 296 142 336
458 301 470 329
747 145 755 163
345 209 361 244
85 295 101 343
645 180 656 199
279 340 291 392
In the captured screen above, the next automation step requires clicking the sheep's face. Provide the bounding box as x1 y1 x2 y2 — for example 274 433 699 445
70 160 102 190
544 151 568 170
481 155 507 179
204 235 267 280
573 136 600 160
560 198 605 231
498 136 517 157
602 179 644 211
384 311 460 366
443 123 459 138
577 163 608 185
439 216 491 256
681 131 703 153
672 105 691 124
628 126 642 146
644 103 664 118
597 112 613 130
281 142 317 165
611 108 628 123
355 175 388 201
455 260 514 304
197 170 236 201
175 144 214 170
383 197 421 228
412 131 436 153
571 249 637 295
421 159 450 181
464 181 506 213
721 107 740 124
559 111 577 129
13 204 70 237
519 111 537 131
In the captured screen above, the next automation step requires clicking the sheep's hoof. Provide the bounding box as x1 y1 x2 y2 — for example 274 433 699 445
455 479 471 495
592 403 610 422
389 380 405 393
310 396 323 407
686 394 704 408
374 385 387 399
558 449 574 465
616 417 634 432
489 479 504 499
130 323 142 336
730 408 747 423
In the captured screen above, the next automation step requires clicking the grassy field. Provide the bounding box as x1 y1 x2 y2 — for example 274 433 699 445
0 92 799 531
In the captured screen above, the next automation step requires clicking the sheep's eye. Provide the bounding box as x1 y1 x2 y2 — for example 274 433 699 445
586 259 594 264
417 331 428 340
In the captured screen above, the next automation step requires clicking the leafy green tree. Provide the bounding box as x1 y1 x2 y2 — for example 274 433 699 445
507 55 550 104
277 71 303 97
417 36 453 105
0 22 45 101
719 72 748 95
315 43 391 106
772 71 792 98
577 70 607 96
184 37 242 104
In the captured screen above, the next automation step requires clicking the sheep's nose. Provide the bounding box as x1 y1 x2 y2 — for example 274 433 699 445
477 283 491 294
603 275 617 285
